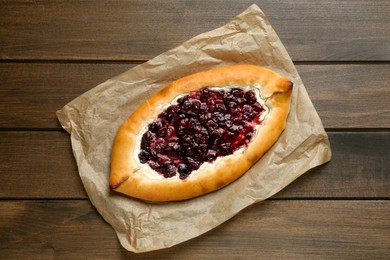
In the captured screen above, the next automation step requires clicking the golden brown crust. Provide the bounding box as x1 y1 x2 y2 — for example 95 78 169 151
110 64 293 202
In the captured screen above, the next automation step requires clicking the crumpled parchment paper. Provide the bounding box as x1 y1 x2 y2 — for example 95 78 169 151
56 4 332 253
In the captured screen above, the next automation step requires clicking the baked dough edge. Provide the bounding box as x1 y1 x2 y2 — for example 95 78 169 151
109 64 293 202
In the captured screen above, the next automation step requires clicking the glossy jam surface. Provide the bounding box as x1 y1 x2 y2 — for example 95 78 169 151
138 87 265 179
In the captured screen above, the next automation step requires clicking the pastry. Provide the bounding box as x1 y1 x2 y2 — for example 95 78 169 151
110 64 293 201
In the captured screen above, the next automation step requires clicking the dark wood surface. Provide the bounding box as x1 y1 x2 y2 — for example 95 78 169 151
1 131 389 199
1 200 389 259
1 0 389 61
1 1 389 258
1 63 390 129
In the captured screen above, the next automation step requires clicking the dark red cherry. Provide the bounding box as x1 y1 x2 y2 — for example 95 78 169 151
148 161 160 170
141 131 156 147
149 121 163 133
231 88 244 97
139 87 264 179
178 163 190 179
157 126 167 137
245 91 257 104
138 149 150 163
205 149 217 161
220 143 233 155
161 163 177 178
185 157 200 170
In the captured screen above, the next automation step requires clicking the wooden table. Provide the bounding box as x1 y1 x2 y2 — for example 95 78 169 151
1 1 389 258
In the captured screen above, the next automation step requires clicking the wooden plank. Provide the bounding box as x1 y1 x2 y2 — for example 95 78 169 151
298 64 390 129
275 132 390 198
0 63 132 129
1 131 389 199
1 0 389 61
0 200 389 258
1 63 389 129
0 131 86 198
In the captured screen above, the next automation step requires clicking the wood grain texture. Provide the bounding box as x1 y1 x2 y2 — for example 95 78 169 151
1 0 388 258
276 132 390 199
1 63 389 129
0 63 132 129
1 0 389 61
0 200 389 258
298 64 390 129
1 131 388 199
0 131 86 198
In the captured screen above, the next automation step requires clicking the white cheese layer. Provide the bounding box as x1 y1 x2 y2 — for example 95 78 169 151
133 84 270 180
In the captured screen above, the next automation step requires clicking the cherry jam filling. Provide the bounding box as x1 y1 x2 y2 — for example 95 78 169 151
138 87 266 179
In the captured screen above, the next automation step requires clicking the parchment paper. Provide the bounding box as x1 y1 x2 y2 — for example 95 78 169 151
56 4 331 253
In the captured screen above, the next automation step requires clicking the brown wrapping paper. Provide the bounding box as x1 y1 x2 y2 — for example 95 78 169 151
56 4 331 253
